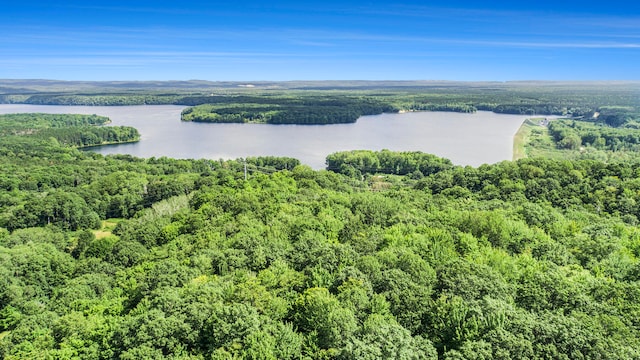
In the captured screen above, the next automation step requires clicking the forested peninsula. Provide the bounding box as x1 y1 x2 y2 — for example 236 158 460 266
1 81 640 359
0 113 139 148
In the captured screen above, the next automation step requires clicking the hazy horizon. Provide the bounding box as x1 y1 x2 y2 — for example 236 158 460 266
3 79 640 84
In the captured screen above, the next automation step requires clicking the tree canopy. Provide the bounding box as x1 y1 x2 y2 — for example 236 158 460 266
2 112 640 358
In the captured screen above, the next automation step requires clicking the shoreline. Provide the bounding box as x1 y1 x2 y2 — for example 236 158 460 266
77 138 140 149
512 118 538 161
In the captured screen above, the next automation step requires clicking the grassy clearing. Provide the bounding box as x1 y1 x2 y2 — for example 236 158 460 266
524 124 564 159
369 175 393 191
513 118 542 160
513 118 586 161
92 219 122 239
92 230 111 239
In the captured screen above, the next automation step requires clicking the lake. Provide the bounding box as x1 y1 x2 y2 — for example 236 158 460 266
0 104 531 169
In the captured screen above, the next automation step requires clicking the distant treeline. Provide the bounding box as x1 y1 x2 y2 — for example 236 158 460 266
0 113 110 135
2 85 638 125
6 94 183 106
408 102 477 113
482 104 568 115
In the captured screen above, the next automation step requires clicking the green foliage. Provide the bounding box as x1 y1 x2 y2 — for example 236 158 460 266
341 314 438 359
2 100 640 358
181 95 398 124
0 113 110 135
326 149 453 177
36 126 139 147
0 113 139 149
521 115 640 162
549 119 640 152
20 94 183 106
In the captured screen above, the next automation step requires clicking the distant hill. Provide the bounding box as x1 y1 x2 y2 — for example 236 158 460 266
1 79 639 94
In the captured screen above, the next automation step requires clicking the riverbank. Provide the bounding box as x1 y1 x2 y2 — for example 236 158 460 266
512 118 539 160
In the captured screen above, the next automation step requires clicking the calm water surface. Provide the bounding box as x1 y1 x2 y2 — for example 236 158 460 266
0 104 531 169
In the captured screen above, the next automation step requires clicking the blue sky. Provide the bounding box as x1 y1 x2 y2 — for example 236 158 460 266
1 0 639 81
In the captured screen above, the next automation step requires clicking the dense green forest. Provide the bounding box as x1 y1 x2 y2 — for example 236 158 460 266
326 150 454 178
180 97 397 124
2 112 640 358
0 113 139 149
178 86 638 124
